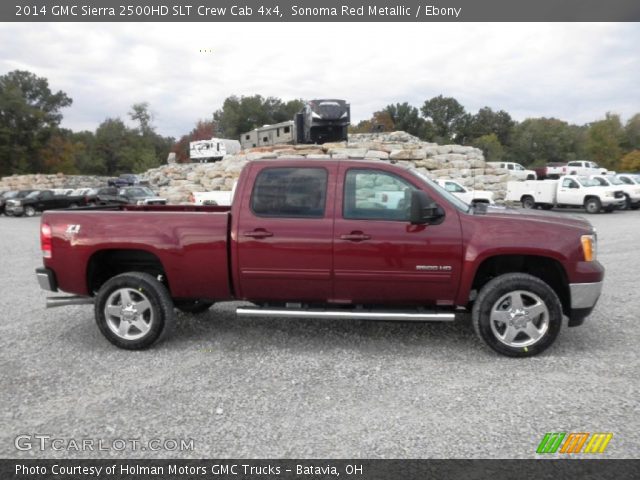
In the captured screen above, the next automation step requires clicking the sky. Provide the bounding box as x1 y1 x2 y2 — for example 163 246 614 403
1 22 638 139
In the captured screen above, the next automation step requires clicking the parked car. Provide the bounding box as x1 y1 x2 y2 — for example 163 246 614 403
565 160 610 176
590 174 640 210
616 173 640 187
1 190 35 215
487 162 537 180
37 159 604 357
5 189 87 217
107 174 141 187
506 175 625 213
436 179 494 205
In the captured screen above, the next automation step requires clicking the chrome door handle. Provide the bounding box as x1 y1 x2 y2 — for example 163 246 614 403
340 233 371 241
243 230 273 239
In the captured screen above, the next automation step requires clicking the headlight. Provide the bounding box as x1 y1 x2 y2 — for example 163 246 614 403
311 112 321 119
136 200 145 205
581 234 597 262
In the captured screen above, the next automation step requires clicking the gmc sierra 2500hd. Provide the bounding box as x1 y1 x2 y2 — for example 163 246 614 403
36 159 604 357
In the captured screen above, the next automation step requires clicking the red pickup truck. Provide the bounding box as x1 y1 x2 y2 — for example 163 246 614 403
36 159 604 357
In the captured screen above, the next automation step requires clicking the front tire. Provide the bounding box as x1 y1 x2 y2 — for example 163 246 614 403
472 273 562 357
584 197 601 214
95 272 175 349
24 206 36 217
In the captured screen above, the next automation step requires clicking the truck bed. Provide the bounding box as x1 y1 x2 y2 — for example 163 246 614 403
42 206 233 300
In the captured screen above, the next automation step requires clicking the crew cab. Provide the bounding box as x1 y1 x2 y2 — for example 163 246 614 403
36 159 604 357
435 179 494 205
506 175 625 213
565 160 609 176
6 189 87 217
590 174 640 210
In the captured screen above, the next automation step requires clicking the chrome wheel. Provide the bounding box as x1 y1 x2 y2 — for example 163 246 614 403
489 290 549 348
104 288 154 340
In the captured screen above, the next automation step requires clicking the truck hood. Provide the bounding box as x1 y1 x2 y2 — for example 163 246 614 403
479 205 594 232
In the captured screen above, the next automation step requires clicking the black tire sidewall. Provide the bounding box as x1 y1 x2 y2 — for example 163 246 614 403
472 273 563 357
585 198 601 213
95 272 174 349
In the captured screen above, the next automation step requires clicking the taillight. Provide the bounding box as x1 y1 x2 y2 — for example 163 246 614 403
41 223 52 259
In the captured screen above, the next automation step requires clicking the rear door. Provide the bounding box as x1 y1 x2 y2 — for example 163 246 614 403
234 163 337 302
332 164 463 306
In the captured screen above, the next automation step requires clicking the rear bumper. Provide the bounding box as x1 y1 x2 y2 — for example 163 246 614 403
568 281 603 326
36 267 58 292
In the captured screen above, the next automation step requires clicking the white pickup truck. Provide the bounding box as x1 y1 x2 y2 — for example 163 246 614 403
188 190 234 206
590 174 640 210
487 162 537 180
436 179 495 205
506 175 625 213
565 160 610 176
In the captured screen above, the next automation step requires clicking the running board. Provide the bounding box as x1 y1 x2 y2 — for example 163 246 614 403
236 307 455 322
46 296 94 308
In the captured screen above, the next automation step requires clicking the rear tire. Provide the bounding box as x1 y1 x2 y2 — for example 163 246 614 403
521 196 535 209
472 273 563 357
95 272 175 349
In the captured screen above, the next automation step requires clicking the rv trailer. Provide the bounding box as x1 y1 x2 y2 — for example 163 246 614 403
239 99 350 149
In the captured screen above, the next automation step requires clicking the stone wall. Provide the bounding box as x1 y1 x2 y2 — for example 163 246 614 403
144 131 513 203
0 173 109 191
0 132 516 204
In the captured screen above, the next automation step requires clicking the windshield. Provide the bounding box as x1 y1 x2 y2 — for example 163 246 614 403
606 175 623 185
26 191 40 198
409 169 470 213
3 191 18 199
577 177 600 187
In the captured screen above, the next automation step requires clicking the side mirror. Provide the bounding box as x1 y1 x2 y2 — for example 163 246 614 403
410 190 445 225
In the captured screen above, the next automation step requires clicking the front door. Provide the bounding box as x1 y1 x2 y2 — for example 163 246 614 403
332 165 463 306
235 163 336 303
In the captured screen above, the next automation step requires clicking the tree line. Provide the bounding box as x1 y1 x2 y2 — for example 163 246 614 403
1 70 639 176
350 96 640 171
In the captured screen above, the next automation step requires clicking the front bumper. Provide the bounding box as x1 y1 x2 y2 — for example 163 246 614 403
5 205 24 215
568 281 603 326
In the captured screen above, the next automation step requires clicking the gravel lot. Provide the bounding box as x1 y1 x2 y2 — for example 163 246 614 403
0 210 638 459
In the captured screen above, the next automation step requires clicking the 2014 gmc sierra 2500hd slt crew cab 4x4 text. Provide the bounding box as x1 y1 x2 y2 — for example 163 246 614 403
36 159 604 357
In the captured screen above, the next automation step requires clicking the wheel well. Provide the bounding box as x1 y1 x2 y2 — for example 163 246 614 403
584 195 600 204
87 249 168 295
471 255 570 315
